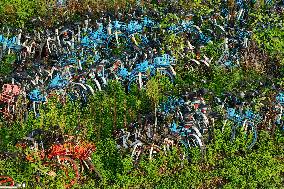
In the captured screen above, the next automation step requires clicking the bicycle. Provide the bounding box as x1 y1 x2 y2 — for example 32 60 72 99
16 128 101 187
225 107 260 149
0 84 21 120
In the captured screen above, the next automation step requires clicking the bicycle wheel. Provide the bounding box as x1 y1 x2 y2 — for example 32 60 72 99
106 33 132 59
187 133 204 151
162 137 176 155
89 77 102 92
243 120 257 149
178 138 191 162
52 156 80 189
131 142 144 165
128 74 149 92
145 144 161 160
179 133 204 161
194 114 210 143
82 159 102 180
68 83 88 103
156 69 175 83
38 162 72 188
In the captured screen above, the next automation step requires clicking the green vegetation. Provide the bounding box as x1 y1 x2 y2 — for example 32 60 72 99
1 85 284 188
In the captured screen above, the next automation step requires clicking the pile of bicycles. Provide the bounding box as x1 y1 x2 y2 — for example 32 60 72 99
113 89 213 164
0 1 268 119
1 1 284 187
113 87 284 164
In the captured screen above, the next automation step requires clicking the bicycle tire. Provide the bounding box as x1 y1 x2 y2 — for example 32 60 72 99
243 120 257 149
52 156 80 189
146 144 161 160
127 74 149 92
179 133 205 161
83 159 102 180
155 69 174 83
131 142 144 164
106 33 132 58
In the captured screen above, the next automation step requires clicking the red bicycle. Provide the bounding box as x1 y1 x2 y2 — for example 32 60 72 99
0 84 21 120
16 131 101 188
47 139 102 180
0 176 14 187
